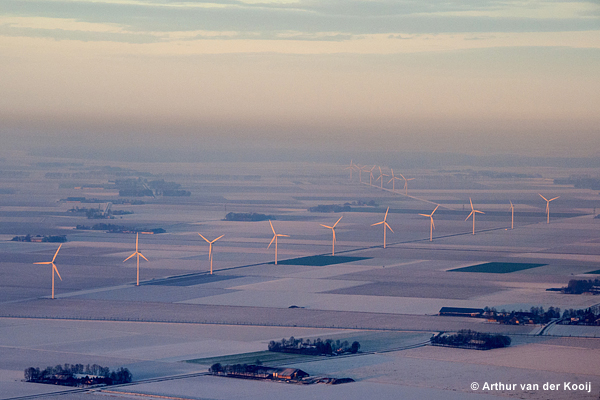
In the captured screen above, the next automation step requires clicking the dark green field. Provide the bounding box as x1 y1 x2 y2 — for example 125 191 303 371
449 262 546 274
185 350 313 366
272 255 370 266
586 270 600 275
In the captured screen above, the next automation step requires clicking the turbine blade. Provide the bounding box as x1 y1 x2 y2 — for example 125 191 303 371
333 216 343 227
407 178 415 181
465 211 474 221
53 263 62 281
269 220 276 235
431 218 436 230
371 221 384 226
198 233 210 243
385 222 394 233
431 205 439 215
332 230 336 243
418 214 429 217
267 235 276 249
51 244 62 262
139 253 149 262
213 234 225 242
320 224 333 229
384 207 389 220
539 194 548 201
549 197 559 201
278 234 290 238
34 262 51 265
124 252 136 262
475 210 485 214
469 198 474 210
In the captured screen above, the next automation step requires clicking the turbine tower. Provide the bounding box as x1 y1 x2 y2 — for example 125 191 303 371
123 232 149 286
358 164 369 183
368 166 376 186
198 233 224 274
375 166 389 189
371 207 394 248
419 205 439 242
320 216 342 256
344 160 357 180
388 169 402 191
33 244 63 299
465 198 485 235
268 220 289 265
509 201 515 229
399 173 415 196
539 194 559 224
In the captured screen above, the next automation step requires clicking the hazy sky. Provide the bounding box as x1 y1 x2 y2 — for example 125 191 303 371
1 0 599 159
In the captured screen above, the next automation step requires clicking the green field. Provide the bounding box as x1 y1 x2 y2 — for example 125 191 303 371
185 350 315 366
273 255 370 266
450 262 546 274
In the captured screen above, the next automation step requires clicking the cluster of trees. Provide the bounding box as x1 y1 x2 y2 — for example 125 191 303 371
308 204 352 213
68 206 134 219
484 305 600 325
61 197 144 205
268 336 360 355
147 179 191 196
554 176 600 190
344 200 378 207
24 363 132 386
560 308 600 325
484 306 562 325
76 224 165 234
225 212 273 222
11 235 67 243
431 330 511 350
209 363 268 376
562 279 600 295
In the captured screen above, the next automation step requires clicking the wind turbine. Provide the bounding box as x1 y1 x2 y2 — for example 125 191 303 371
320 216 342 256
344 160 356 180
399 173 415 196
388 169 402 191
368 166 376 186
268 220 289 265
33 244 63 299
371 207 394 248
123 232 149 286
509 201 514 229
357 164 368 183
198 233 224 274
539 194 559 224
375 166 389 189
465 198 485 235
419 205 439 242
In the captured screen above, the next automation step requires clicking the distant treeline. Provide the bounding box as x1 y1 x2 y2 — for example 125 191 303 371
68 206 134 219
268 336 360 355
76 224 165 234
308 204 351 213
431 330 511 350
483 305 600 326
61 197 145 205
562 279 600 295
483 306 562 325
11 235 67 243
225 212 273 222
24 363 132 386
554 176 600 190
